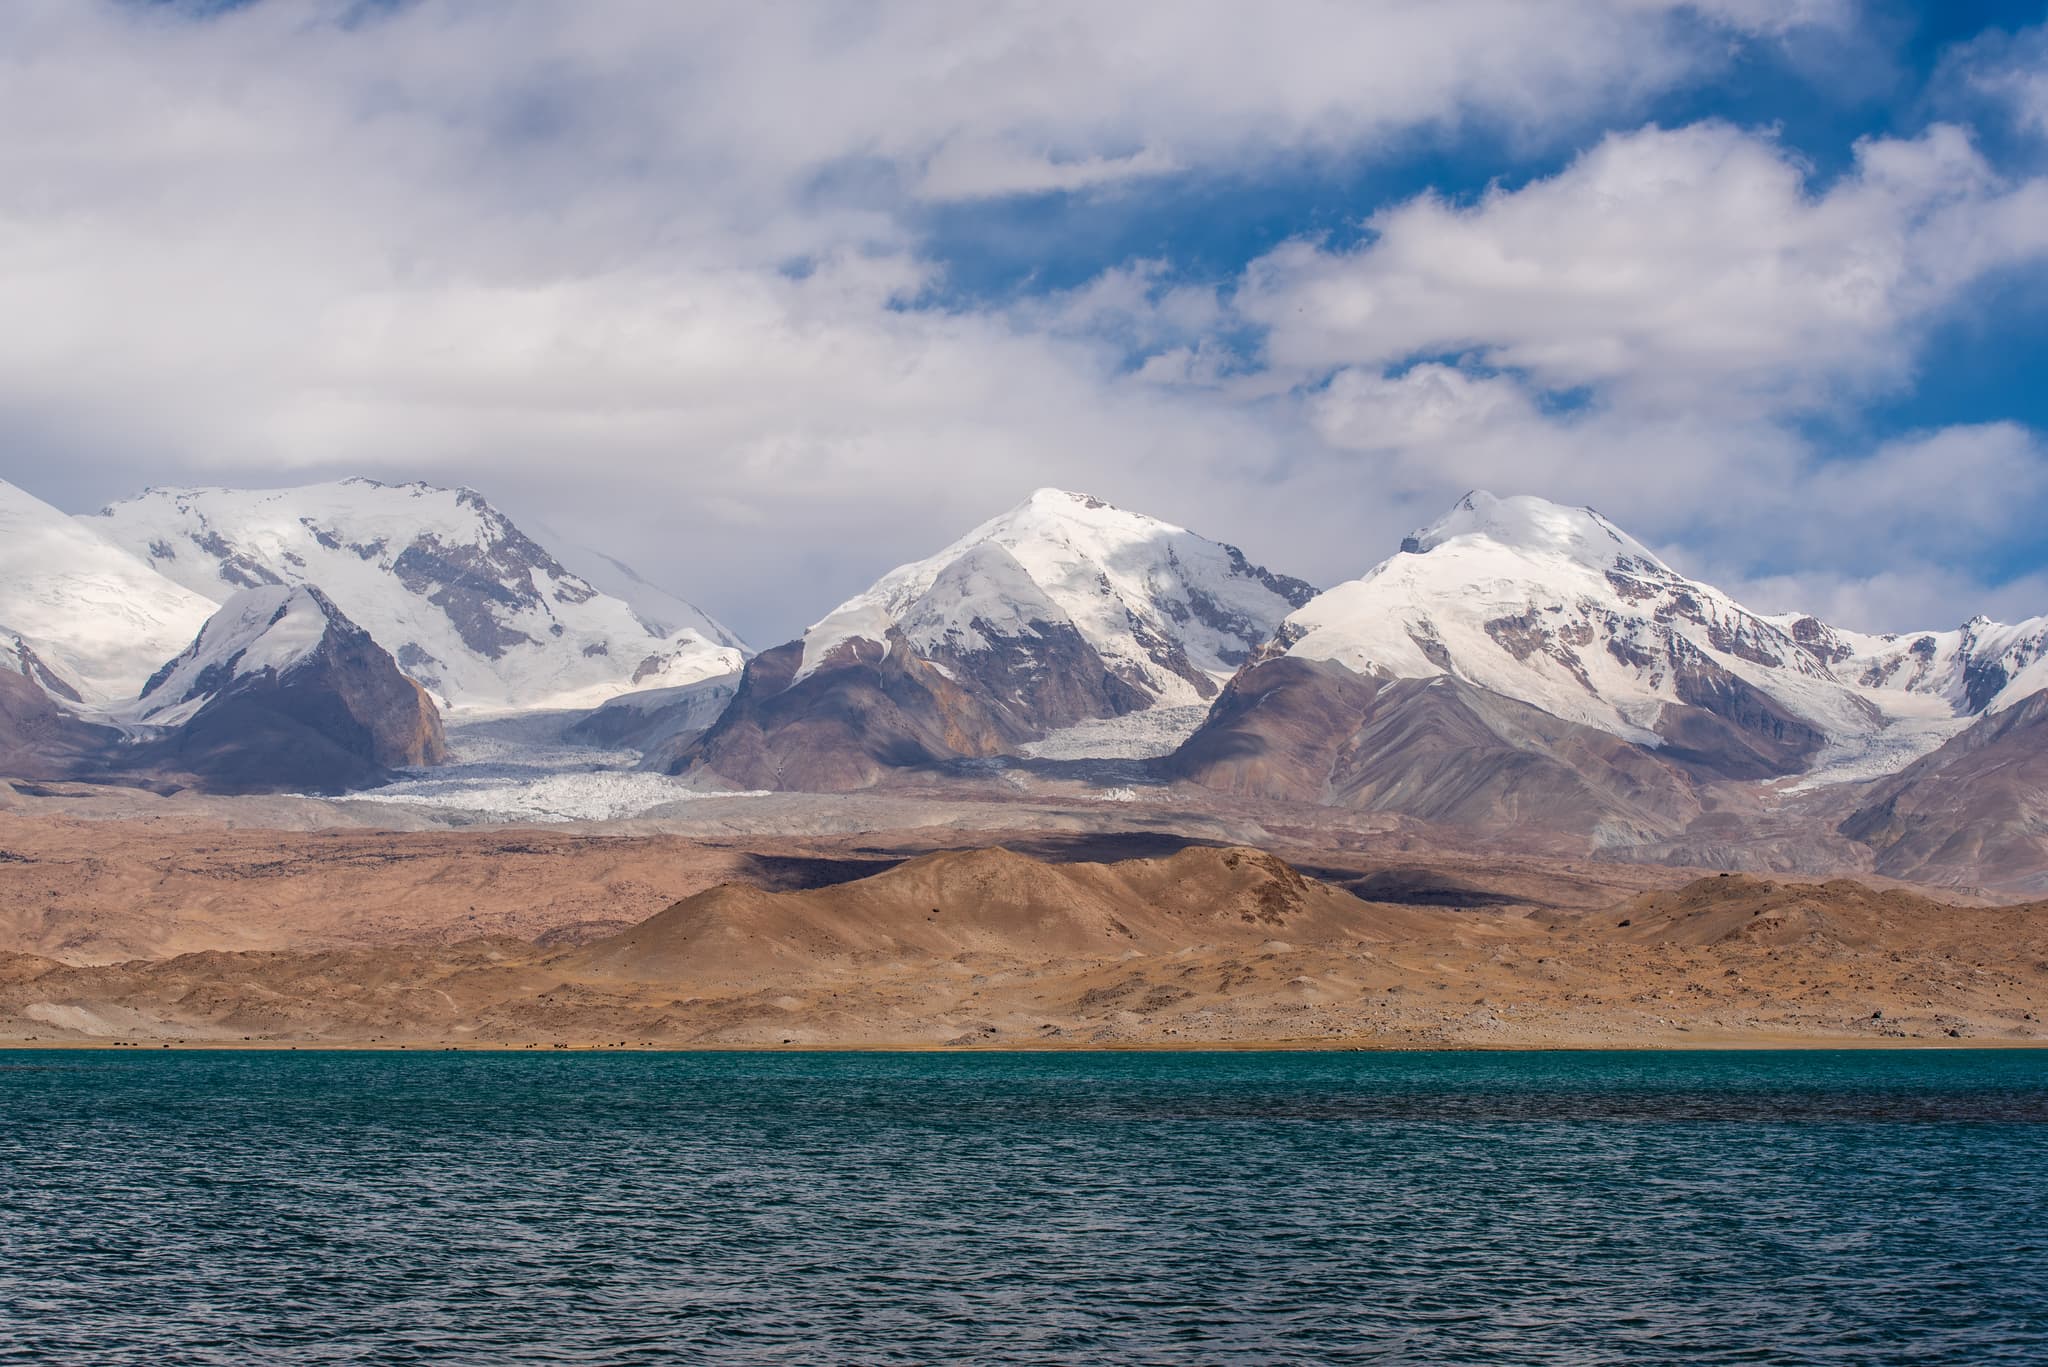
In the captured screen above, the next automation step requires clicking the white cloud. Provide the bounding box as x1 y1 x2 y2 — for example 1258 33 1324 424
0 0 2041 643
1948 21 2048 137
916 144 1180 201
1242 122 2048 413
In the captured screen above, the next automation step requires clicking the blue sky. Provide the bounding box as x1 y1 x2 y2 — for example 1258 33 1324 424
3 1 2047 642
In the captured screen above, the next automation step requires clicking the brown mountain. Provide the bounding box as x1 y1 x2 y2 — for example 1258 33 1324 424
1164 658 1705 843
560 844 1416 983
668 630 1021 791
128 585 448 794
2 848 2040 1048
1840 688 2048 894
0 665 122 781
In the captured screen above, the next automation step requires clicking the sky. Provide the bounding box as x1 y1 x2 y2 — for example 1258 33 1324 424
2 0 2047 646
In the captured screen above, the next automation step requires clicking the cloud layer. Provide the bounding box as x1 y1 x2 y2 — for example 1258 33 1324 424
0 0 2040 641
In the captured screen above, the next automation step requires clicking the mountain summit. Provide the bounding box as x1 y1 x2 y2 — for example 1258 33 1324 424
1173 491 2048 840
801 488 1317 708
672 489 1315 789
85 479 745 711
1274 490 2043 777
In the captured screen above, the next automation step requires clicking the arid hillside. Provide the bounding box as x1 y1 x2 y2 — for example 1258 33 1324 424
1 840 2040 1050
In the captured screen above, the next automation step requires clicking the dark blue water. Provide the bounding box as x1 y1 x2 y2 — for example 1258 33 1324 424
1 1050 2044 1365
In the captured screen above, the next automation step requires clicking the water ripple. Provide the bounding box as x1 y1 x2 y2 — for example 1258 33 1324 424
1 1050 2044 1364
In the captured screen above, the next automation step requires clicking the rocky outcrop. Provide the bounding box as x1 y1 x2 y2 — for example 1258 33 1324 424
128 586 448 794
567 672 741 757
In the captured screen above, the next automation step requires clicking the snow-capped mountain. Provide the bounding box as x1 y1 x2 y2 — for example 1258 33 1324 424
0 478 217 704
1807 613 2048 720
674 489 1316 790
85 479 746 712
801 487 1316 712
130 585 350 727
125 584 447 792
1259 491 2048 782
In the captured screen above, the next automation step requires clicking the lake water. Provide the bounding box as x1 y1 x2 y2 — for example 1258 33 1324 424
1 1049 2044 1364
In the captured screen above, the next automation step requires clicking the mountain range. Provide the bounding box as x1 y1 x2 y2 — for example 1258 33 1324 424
5 474 2048 891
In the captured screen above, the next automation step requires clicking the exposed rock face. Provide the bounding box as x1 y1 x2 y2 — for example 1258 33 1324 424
1840 689 2048 894
677 488 1313 790
1166 658 1705 844
128 585 448 794
85 479 744 710
670 632 1020 791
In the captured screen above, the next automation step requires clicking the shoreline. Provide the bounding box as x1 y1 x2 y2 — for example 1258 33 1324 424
5 1035 2044 1053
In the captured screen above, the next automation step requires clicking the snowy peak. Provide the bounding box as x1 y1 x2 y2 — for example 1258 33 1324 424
803 487 1316 709
132 585 341 726
122 580 448 791
1400 491 1659 570
1836 613 2048 718
1280 491 1964 780
1275 491 2048 785
85 479 745 711
0 478 217 704
681 488 1317 791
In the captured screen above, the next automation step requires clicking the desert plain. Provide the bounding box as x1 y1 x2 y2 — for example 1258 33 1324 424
2 780 2041 1051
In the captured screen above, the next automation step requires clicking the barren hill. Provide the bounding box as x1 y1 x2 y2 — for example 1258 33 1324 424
0 845 2039 1050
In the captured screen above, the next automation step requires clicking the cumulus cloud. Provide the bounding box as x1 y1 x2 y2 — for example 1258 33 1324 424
0 0 2039 640
1946 21 2048 138
1242 122 2048 412
1242 112 2048 632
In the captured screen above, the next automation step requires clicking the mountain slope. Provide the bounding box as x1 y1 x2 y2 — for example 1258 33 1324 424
86 479 744 712
805 488 1317 710
1839 688 2048 894
1168 491 2048 864
0 664 122 781
674 489 1314 789
1264 491 2048 782
1166 658 1705 844
125 585 448 793
1273 493 1865 777
0 479 217 704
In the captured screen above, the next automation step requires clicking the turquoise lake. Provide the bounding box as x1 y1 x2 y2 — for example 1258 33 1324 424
1 1049 2044 1364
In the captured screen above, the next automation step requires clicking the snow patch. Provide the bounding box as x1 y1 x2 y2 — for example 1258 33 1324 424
0 478 215 703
